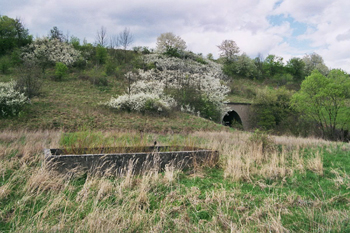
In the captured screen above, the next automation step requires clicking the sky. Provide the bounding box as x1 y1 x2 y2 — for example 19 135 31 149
1 0 350 72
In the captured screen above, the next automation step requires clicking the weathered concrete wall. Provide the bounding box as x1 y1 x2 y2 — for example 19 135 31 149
44 146 219 175
223 103 252 130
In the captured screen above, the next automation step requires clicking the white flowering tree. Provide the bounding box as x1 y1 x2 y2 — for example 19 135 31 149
156 32 187 53
105 54 230 120
21 37 81 72
0 81 27 117
217 40 240 61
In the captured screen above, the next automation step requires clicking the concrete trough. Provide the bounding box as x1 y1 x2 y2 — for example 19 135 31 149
44 146 219 175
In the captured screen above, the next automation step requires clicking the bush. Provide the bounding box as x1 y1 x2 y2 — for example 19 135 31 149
170 87 221 122
15 64 43 98
164 47 182 58
252 87 294 132
0 81 27 117
0 55 11 74
55 62 68 80
21 37 82 72
105 92 175 114
105 59 117 76
95 45 108 65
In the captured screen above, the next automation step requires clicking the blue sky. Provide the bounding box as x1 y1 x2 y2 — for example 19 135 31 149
1 0 349 72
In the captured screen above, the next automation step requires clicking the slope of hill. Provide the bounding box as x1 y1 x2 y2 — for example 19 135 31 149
0 66 228 132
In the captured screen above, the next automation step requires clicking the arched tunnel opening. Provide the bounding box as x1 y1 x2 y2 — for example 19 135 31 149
222 110 243 128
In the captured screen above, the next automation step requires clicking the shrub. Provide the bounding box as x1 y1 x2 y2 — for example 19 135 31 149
0 55 11 74
21 37 82 72
105 92 175 113
95 45 108 65
0 81 27 117
55 62 68 80
15 64 43 98
105 54 229 121
252 87 294 132
105 59 117 76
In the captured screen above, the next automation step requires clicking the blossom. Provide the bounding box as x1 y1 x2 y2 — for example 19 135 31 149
21 37 82 67
0 81 28 117
105 53 230 117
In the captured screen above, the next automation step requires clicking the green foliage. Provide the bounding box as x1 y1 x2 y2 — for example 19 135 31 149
54 62 68 80
49 26 65 42
252 87 294 132
194 56 207 65
95 44 108 65
286 57 306 81
70 36 81 50
164 46 182 58
0 55 11 74
223 53 257 79
105 59 117 76
79 67 109 87
291 69 350 140
0 15 32 56
169 86 221 122
262 54 285 78
271 73 294 86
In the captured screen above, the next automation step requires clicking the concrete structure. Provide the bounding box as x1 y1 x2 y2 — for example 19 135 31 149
222 102 252 130
44 146 219 175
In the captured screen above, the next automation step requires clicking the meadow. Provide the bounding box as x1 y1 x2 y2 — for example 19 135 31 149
1 129 349 232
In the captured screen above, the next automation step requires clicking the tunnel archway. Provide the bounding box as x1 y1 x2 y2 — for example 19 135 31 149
222 110 243 128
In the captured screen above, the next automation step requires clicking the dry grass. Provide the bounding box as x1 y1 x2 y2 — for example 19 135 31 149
0 129 348 232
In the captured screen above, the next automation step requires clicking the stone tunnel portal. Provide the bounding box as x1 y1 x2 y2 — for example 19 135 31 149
222 110 243 128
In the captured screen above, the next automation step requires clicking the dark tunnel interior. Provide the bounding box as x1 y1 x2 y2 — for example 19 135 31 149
222 110 243 128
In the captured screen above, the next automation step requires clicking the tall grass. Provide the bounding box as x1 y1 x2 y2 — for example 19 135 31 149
0 129 349 232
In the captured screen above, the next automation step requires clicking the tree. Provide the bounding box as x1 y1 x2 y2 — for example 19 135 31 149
96 26 108 47
252 87 293 131
286 57 305 82
303 52 328 76
262 54 284 78
217 40 240 61
254 53 264 80
291 69 350 140
49 26 65 42
118 27 133 62
156 32 186 53
0 15 32 55
21 37 81 72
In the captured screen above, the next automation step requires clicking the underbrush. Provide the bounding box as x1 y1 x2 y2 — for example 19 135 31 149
1 130 349 232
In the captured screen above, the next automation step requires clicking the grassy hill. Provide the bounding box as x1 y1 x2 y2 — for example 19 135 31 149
0 67 228 133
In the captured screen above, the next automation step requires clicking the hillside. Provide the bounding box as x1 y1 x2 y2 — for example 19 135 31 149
0 64 229 133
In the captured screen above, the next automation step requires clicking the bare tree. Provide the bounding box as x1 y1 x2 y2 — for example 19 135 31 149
96 26 108 47
109 35 119 49
108 34 119 59
118 27 133 62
